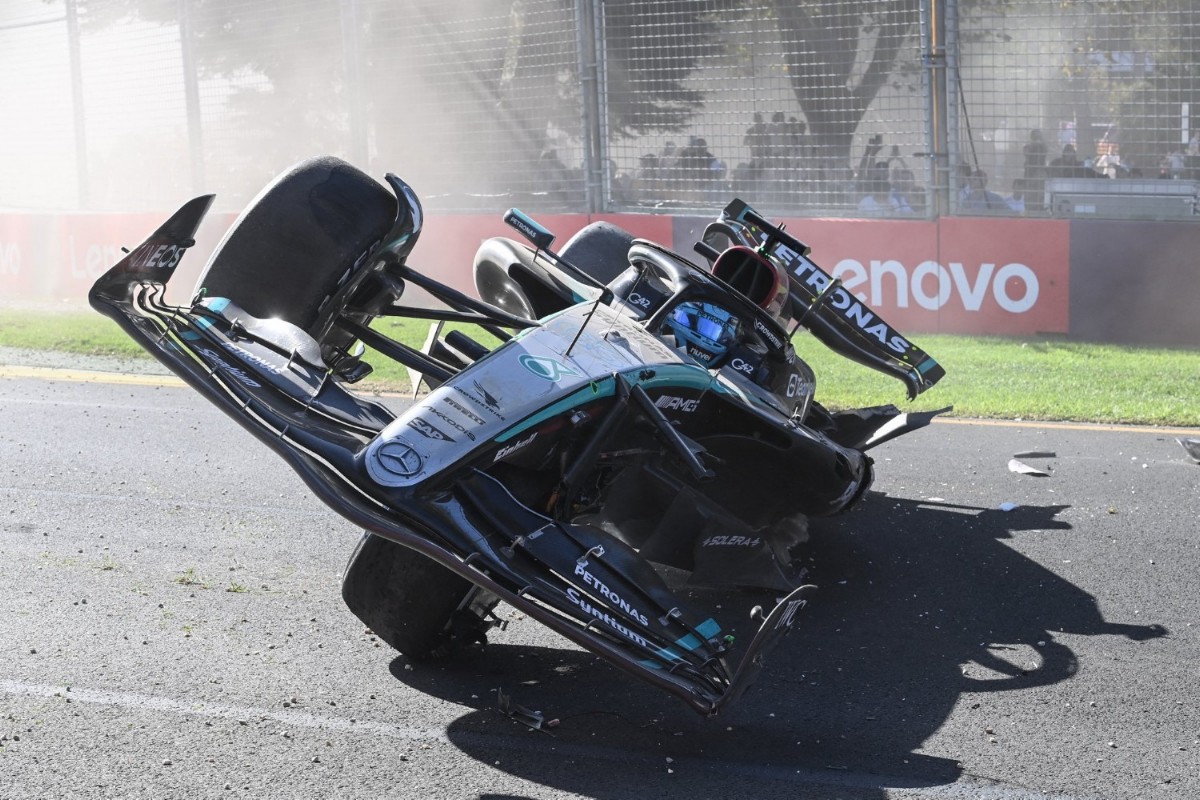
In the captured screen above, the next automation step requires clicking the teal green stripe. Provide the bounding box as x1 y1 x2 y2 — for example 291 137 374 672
494 378 616 442
622 363 716 392
496 363 738 444
673 618 722 652
654 646 686 663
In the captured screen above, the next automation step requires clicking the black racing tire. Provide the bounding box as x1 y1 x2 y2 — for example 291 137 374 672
558 221 636 286
194 156 396 334
472 237 540 320
340 532 478 662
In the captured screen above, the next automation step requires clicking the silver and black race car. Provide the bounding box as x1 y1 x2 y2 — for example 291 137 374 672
89 156 946 715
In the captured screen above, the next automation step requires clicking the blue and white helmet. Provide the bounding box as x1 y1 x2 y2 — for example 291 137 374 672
667 302 739 367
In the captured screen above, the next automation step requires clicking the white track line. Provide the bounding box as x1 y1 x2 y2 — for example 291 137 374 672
0 678 1088 799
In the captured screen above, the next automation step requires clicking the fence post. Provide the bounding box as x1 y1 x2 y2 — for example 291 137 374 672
340 0 369 168
923 0 951 217
64 0 89 208
179 0 206 193
574 0 604 213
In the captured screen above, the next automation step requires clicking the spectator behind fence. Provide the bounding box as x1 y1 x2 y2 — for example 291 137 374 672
1047 144 1103 179
743 113 768 176
960 169 1022 212
766 112 789 171
1023 129 1048 179
678 136 716 182
856 161 892 212
888 167 922 214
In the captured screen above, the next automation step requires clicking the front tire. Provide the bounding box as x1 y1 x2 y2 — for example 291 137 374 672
194 156 396 334
341 532 489 661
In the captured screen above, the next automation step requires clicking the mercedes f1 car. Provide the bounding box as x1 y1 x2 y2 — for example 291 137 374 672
89 156 946 716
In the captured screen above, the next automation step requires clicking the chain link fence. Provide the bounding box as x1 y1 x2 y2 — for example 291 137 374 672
3 0 1199 219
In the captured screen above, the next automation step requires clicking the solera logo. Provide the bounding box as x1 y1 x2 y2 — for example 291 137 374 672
832 259 1040 314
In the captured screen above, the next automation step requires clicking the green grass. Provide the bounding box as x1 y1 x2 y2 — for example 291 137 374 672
3 308 1197 427
798 334 1200 427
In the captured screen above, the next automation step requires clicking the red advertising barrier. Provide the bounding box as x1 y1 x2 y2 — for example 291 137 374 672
412 211 674 294
54 213 167 301
780 215 1070 335
0 210 237 306
0 206 1130 343
0 214 36 298
672 214 1069 336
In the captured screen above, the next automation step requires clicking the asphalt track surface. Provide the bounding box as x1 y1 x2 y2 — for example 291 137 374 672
1 365 1198 800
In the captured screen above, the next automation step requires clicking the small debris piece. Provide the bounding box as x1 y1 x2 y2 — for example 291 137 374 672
1008 459 1049 477
497 688 546 731
998 502 1018 512
1176 438 1200 463
1013 450 1056 459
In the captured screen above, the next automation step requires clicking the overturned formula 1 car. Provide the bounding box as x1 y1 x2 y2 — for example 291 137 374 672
89 156 947 715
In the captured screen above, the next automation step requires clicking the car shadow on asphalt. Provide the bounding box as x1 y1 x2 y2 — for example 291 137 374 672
386 492 1167 799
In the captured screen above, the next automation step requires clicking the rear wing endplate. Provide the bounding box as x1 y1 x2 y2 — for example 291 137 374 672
704 200 945 399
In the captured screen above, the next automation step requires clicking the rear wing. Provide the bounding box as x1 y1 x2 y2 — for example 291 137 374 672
702 200 944 399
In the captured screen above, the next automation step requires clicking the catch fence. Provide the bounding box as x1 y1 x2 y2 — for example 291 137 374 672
3 0 1199 219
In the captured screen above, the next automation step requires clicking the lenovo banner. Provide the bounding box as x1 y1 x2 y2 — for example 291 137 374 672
674 215 1070 336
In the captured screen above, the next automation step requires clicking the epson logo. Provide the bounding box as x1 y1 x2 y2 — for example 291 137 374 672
128 241 186 271
655 395 699 413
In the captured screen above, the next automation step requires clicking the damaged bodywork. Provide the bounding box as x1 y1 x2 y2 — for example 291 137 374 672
89 157 947 715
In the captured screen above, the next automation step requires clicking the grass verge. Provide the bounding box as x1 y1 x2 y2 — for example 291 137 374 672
2 308 1197 427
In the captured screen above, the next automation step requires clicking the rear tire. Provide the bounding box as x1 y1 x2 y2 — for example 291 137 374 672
559 221 636 286
194 156 396 334
472 238 541 319
341 532 486 661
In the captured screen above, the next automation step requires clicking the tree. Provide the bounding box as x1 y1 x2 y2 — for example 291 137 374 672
772 2 919 155
1068 0 1200 170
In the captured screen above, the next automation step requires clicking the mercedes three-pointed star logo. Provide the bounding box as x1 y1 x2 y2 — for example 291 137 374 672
375 439 423 478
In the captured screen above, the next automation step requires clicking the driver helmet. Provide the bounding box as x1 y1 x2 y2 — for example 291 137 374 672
666 302 738 367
